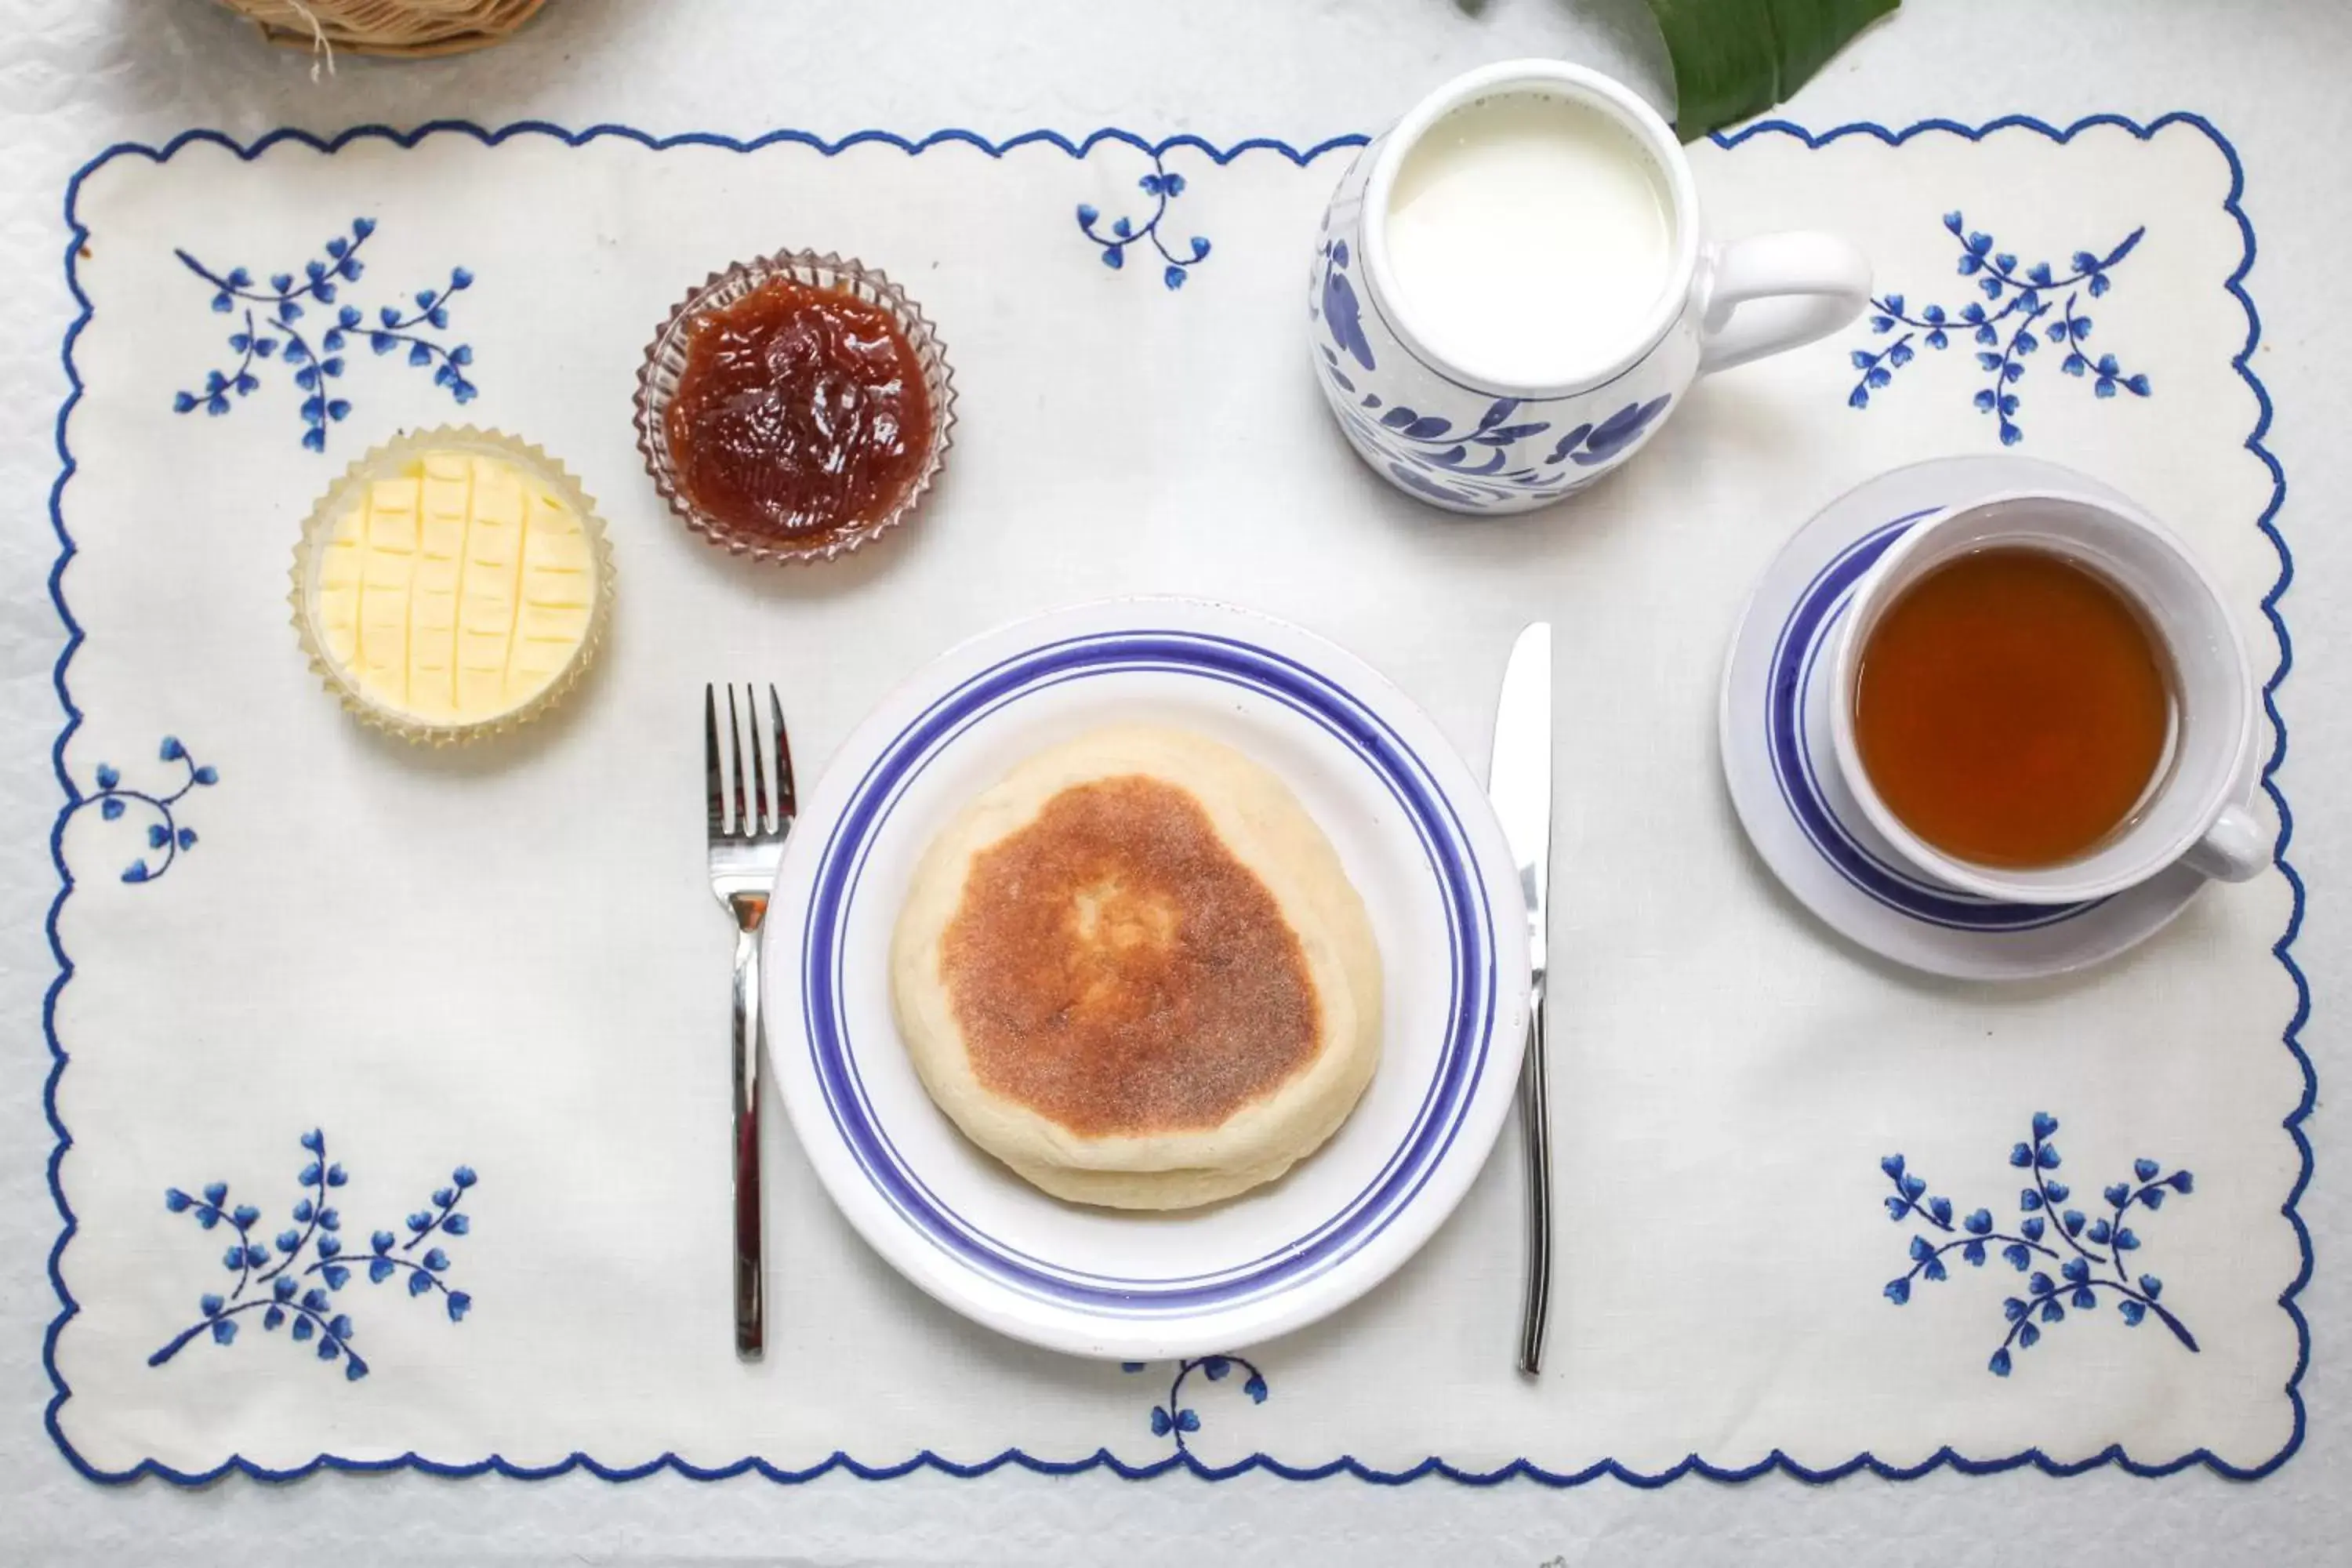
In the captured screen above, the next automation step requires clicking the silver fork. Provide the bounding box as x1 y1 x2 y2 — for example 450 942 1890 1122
706 683 796 1360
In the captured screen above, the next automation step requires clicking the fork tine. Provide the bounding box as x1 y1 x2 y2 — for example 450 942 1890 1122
703 683 725 835
770 686 797 822
726 684 750 840
746 683 770 836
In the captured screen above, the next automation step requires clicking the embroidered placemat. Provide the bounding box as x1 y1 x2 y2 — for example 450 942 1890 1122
43 114 2307 1484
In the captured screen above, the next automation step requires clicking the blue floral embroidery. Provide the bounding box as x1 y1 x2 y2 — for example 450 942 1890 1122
1848 211 2148 445
1078 154 1211 290
149 1131 477 1383
1121 1355 1267 1451
1882 1112 2197 1377
66 735 216 884
172 217 477 452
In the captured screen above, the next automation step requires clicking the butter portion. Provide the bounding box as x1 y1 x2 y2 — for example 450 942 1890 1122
314 450 597 724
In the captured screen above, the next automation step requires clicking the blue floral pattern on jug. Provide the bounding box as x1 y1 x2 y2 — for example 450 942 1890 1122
1320 375 1671 509
1882 1112 2197 1377
1309 226 1675 509
1318 239 1377 373
148 1131 477 1383
1078 153 1212 290
1121 1355 1268 1453
1847 211 2149 444
173 217 477 452
65 735 216 884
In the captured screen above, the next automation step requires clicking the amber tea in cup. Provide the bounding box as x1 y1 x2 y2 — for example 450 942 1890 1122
1851 546 2175 869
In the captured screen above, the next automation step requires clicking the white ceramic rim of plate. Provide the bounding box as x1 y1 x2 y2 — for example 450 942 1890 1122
1718 456 2252 981
765 596 1531 1358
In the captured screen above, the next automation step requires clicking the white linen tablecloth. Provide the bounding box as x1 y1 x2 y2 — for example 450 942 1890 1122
3 2 2347 1563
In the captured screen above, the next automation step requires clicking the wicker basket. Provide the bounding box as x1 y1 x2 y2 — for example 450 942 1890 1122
215 0 547 60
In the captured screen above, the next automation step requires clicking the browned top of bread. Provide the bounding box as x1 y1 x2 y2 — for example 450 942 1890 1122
939 775 1321 1138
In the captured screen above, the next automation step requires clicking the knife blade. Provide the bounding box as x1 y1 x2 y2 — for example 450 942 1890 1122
1489 622 1553 1376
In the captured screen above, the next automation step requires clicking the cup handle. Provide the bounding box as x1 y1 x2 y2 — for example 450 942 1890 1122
2183 802 2269 883
1697 232 1874 375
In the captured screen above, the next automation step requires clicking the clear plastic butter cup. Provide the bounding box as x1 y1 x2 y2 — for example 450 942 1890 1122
290 426 615 746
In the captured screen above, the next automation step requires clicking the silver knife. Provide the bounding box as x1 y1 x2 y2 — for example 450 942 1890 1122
1489 622 1553 1376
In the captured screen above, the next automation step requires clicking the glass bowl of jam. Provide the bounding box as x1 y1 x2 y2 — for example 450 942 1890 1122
634 251 955 565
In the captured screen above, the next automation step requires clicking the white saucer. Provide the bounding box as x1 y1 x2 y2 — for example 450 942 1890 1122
765 597 1530 1358
1719 456 2230 981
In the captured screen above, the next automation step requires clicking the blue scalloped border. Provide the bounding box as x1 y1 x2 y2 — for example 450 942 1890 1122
42 111 2307 1488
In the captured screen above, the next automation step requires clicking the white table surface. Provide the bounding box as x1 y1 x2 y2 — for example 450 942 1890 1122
2 1 2344 1562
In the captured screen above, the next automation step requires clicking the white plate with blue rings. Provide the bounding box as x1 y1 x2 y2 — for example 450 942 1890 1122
765 597 1531 1359
1720 454 2246 982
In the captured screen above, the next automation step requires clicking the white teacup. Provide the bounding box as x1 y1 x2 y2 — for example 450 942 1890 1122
1830 488 2267 904
1310 59 1872 514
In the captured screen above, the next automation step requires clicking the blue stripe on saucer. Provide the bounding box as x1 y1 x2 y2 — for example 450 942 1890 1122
1765 512 2100 934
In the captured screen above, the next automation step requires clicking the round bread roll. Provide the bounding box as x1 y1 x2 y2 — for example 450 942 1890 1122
891 726 1382 1209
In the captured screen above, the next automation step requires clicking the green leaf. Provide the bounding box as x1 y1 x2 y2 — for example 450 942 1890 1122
1646 0 1900 142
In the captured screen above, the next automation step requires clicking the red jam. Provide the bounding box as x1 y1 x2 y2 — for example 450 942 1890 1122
665 277 933 545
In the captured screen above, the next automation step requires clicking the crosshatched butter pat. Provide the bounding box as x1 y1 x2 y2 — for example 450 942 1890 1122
310 448 601 727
